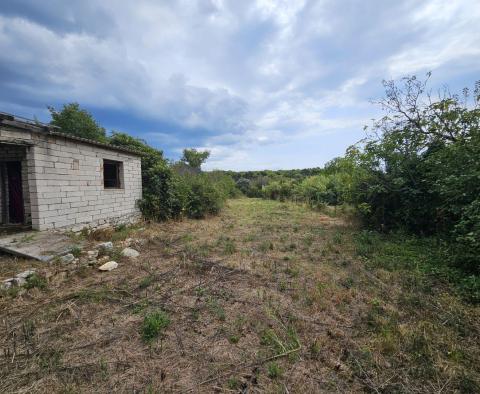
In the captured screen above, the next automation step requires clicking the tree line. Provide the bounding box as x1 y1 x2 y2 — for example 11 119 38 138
227 75 480 284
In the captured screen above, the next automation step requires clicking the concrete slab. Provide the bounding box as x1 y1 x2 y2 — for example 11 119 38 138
0 231 81 262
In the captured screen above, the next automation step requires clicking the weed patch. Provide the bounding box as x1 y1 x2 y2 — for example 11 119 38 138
141 310 171 343
24 273 47 290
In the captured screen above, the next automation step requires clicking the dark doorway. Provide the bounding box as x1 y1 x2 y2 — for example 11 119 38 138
6 161 24 224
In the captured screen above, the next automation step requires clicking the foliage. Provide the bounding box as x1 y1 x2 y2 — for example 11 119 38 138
48 103 107 142
262 179 295 201
294 175 326 206
205 171 241 199
183 174 225 219
346 75 480 273
109 132 164 174
139 166 231 221
354 230 480 303
138 161 186 221
226 75 480 282
453 199 480 272
181 148 210 169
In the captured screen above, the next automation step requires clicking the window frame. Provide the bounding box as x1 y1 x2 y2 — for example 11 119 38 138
103 159 124 189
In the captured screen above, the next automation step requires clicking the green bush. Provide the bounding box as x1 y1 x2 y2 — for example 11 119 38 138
453 199 480 273
206 171 240 199
138 162 185 221
184 174 224 219
263 179 295 201
139 167 230 221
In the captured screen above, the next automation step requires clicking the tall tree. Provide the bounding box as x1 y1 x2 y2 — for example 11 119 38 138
181 148 210 170
48 103 107 142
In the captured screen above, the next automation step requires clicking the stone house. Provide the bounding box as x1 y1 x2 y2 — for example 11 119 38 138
0 113 142 231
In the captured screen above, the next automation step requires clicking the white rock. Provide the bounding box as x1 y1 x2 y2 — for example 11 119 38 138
16 269 36 279
87 250 99 259
2 276 29 289
13 277 26 286
60 254 75 264
98 261 118 271
97 242 113 251
1 279 14 290
121 247 139 258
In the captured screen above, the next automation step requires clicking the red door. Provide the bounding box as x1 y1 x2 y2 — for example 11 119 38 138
7 162 24 224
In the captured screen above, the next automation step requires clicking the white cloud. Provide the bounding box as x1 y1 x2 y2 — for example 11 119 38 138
1 0 479 169
388 0 480 76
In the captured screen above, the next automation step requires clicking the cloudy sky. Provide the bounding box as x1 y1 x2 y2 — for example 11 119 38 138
1 0 479 170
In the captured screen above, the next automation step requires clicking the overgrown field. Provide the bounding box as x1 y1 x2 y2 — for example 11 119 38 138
1 199 479 393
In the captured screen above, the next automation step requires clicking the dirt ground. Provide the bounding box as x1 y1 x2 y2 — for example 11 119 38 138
1 199 479 393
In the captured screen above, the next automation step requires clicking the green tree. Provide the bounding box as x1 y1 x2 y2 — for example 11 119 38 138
48 103 107 142
346 74 480 272
181 148 210 170
109 132 164 173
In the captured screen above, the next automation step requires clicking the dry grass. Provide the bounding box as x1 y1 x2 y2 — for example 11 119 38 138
0 198 479 393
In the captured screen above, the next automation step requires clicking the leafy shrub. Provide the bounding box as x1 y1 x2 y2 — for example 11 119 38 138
294 175 327 204
458 276 480 304
453 199 480 273
138 162 186 221
263 179 295 201
184 174 224 219
343 76 480 274
140 166 230 221
206 171 240 199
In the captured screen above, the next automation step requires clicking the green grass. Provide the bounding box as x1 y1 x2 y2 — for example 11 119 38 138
227 377 240 390
260 326 300 356
139 275 155 289
25 274 47 290
355 230 480 303
70 245 82 258
141 310 171 343
228 334 240 344
207 297 226 321
73 287 112 303
267 362 283 379
2 197 479 393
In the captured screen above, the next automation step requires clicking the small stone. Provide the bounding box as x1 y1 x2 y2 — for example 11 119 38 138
97 242 113 251
121 247 139 258
16 269 36 279
60 254 75 264
124 238 133 247
87 250 99 259
98 261 118 271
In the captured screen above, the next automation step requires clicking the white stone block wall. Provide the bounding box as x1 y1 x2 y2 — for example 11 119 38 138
0 126 142 231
